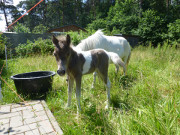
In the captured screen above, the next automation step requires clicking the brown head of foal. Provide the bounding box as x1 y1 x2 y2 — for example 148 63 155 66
52 35 71 76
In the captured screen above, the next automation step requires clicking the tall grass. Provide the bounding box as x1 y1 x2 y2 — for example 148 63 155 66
0 44 179 134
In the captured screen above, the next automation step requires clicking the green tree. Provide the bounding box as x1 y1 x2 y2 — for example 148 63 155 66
137 10 166 45
105 0 139 34
165 19 180 43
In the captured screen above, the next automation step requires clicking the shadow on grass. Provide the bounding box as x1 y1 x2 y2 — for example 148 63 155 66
117 75 136 89
16 93 48 100
111 74 134 111
83 105 114 135
15 86 66 101
111 94 131 110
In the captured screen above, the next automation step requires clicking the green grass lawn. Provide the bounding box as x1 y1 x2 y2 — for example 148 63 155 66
0 45 180 135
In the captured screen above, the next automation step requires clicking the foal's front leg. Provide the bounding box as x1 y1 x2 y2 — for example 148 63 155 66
67 76 74 107
75 76 82 113
105 78 111 109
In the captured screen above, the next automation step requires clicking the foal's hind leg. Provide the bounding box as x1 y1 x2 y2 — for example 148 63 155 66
91 72 97 89
97 70 111 109
105 78 111 109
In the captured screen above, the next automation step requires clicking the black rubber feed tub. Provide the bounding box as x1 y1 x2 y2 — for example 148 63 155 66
11 71 56 98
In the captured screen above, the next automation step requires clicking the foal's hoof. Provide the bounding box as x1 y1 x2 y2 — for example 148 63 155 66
105 105 109 110
105 101 110 110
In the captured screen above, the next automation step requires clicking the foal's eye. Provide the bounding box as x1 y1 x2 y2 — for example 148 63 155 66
60 57 65 61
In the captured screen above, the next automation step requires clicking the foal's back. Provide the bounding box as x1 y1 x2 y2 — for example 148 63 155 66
76 49 109 75
88 49 109 82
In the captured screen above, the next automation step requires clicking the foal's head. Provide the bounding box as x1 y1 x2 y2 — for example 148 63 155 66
52 35 71 76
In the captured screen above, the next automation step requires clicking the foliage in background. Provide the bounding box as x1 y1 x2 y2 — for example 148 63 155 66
15 38 53 57
0 34 6 59
137 10 166 45
105 0 139 34
66 30 93 45
165 19 180 44
14 0 115 30
0 34 11 59
14 30 93 57
13 27 180 58
13 23 31 33
1 0 179 45
87 0 180 45
87 18 107 31
32 24 50 34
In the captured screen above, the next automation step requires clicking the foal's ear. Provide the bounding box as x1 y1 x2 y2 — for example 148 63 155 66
52 35 59 47
66 34 71 46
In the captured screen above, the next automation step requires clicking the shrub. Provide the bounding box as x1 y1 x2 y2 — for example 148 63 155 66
66 30 91 45
32 24 49 34
137 10 166 45
15 31 91 57
14 23 31 33
15 38 54 57
0 34 11 59
166 19 180 43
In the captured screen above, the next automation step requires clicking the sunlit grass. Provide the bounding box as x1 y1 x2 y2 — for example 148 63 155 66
0 45 180 134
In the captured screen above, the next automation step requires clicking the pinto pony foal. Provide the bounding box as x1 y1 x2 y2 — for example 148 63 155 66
52 35 124 112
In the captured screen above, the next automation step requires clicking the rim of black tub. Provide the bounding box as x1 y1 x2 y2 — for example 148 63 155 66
10 71 56 80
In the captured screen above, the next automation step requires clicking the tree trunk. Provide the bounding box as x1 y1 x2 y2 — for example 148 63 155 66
139 0 143 17
2 2 9 31
166 0 169 10
43 0 47 25
62 0 65 25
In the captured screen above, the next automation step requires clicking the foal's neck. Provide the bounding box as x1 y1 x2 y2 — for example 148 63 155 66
67 47 82 76
68 47 78 65
69 46 78 58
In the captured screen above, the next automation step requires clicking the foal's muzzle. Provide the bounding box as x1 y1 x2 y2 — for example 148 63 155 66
57 70 65 76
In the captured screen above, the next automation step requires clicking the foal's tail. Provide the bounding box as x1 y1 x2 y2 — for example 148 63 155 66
107 52 126 75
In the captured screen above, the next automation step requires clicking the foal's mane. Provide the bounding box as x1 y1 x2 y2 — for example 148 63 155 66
76 30 105 51
56 35 74 47
56 35 66 41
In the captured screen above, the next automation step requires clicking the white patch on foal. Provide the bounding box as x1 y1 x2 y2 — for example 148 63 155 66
75 49 92 75
82 51 92 74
